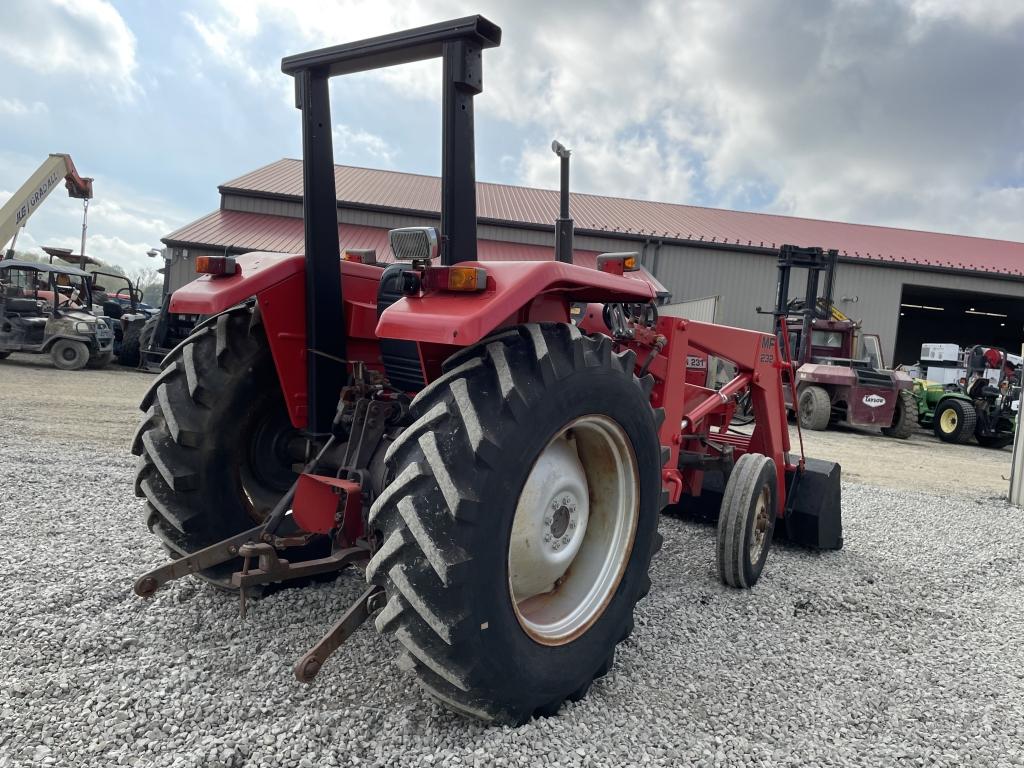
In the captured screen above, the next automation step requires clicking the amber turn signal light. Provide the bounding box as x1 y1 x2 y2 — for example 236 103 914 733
342 249 377 265
595 252 640 275
195 256 237 276
422 266 488 293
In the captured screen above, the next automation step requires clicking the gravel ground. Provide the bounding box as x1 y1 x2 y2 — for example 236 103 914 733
1 355 1023 767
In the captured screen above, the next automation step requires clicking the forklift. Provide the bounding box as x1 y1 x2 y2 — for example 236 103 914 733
764 245 916 437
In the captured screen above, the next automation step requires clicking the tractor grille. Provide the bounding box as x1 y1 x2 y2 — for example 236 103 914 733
854 368 895 389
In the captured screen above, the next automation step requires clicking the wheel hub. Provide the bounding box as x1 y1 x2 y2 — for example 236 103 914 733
508 437 590 600
508 416 639 646
941 409 957 432
749 486 770 561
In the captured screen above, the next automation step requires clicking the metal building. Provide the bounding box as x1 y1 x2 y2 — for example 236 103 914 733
163 159 1024 365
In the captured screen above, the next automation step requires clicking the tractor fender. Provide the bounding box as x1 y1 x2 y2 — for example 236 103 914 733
170 251 385 430
168 252 305 315
375 260 656 345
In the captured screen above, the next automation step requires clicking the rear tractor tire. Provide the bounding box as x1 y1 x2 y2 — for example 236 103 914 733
50 339 90 370
131 304 320 586
87 350 114 369
717 453 777 588
933 399 976 444
366 323 664 725
118 322 143 367
798 385 831 431
881 389 917 439
976 434 1012 449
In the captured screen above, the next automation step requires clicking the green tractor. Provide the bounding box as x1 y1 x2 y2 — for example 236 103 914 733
913 347 1019 448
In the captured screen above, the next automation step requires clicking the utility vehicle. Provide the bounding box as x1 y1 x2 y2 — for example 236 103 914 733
915 346 1019 447
0 259 113 369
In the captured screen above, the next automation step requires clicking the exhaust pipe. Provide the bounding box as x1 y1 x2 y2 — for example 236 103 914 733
552 140 574 264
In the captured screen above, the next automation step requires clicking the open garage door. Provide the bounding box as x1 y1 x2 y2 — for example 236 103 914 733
894 284 1024 365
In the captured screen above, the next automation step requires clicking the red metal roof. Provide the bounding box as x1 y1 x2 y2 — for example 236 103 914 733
164 209 602 267
214 158 1024 277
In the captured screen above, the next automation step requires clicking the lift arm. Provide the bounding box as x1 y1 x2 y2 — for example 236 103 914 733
1 154 94 255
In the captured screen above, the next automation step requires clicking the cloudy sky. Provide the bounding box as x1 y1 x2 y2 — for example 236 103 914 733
3 0 1023 273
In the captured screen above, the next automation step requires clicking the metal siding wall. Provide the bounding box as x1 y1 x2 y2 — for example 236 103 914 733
652 246 1024 363
653 244 778 334
222 194 303 218
166 248 221 293
214 192 1024 363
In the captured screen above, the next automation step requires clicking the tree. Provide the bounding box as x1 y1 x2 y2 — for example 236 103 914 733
128 267 159 290
128 267 163 305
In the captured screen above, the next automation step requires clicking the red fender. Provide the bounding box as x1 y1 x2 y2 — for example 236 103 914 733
170 252 384 429
375 260 656 346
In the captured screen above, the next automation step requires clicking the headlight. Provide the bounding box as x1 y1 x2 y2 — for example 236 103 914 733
75 321 94 333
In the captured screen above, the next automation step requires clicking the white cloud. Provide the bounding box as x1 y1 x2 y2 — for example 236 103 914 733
0 98 49 117
0 0 139 97
518 134 696 206
186 0 1024 241
333 124 395 166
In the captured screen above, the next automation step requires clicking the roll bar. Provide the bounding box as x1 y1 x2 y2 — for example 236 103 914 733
281 15 502 433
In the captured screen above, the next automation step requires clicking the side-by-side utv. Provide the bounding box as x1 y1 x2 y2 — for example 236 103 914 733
0 259 113 369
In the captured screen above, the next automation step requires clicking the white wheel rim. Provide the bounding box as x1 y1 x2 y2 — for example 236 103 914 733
508 415 639 645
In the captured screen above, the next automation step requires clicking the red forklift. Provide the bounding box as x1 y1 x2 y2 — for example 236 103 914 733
766 245 915 437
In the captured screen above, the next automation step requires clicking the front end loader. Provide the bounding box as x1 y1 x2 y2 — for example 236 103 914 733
131 16 843 725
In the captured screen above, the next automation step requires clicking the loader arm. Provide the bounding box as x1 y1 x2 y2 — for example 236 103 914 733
1 154 93 254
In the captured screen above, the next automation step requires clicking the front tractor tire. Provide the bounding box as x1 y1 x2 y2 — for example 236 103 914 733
798 385 831 431
131 304 311 585
366 323 663 725
717 453 777 588
881 389 917 439
934 399 976 444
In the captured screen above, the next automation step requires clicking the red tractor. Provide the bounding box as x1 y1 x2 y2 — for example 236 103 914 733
767 245 916 437
132 16 843 725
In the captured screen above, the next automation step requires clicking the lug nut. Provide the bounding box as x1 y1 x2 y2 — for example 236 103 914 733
544 533 552 542
551 500 558 510
553 541 561 550
569 521 576 530
544 516 552 525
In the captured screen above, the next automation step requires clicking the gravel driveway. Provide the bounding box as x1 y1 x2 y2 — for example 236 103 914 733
1 354 1022 767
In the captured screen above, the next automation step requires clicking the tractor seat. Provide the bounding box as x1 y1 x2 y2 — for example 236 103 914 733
4 297 45 315
376 263 426 391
